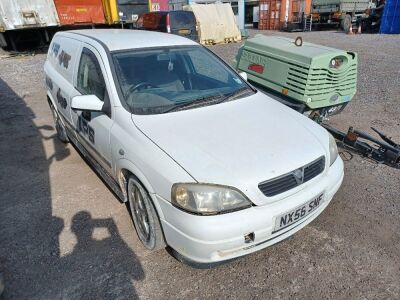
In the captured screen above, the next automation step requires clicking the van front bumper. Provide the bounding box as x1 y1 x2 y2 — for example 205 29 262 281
154 157 344 264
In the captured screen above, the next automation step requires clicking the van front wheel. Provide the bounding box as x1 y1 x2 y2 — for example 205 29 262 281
127 176 165 251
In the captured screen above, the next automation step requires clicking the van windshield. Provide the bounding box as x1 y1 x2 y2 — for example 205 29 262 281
112 46 253 115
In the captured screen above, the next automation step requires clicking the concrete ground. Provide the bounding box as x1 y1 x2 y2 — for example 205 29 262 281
0 30 399 299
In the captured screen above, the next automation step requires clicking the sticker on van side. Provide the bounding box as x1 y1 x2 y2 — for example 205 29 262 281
56 88 67 109
78 116 95 144
58 50 71 69
45 75 53 91
51 43 60 57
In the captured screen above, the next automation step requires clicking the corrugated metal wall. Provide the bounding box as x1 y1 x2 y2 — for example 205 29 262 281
380 0 400 34
259 0 281 30
258 0 311 30
53 0 106 25
0 0 59 31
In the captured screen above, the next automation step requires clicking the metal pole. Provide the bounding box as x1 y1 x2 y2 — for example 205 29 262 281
238 0 245 30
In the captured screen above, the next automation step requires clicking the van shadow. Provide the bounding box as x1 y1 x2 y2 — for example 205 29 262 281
0 77 144 298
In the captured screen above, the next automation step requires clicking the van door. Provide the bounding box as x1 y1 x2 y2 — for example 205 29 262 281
69 44 114 173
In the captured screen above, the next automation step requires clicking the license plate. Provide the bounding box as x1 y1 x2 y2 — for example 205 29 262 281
179 29 191 35
274 193 324 232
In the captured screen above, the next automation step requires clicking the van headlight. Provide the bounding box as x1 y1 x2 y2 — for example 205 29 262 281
329 133 339 166
171 183 252 215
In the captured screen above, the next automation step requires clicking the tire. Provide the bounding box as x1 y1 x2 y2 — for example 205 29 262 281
49 103 69 143
342 14 352 32
127 176 165 250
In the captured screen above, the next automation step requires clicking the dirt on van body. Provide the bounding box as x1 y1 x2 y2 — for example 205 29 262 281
0 30 399 299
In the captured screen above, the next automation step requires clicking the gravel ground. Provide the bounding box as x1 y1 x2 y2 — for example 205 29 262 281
0 29 399 299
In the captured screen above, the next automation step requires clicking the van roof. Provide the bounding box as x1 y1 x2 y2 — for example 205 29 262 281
64 29 198 51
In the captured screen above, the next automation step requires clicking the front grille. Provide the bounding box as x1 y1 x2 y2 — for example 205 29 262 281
258 156 325 197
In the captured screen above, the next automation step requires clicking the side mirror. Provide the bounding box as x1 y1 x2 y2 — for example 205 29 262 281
71 95 103 112
239 71 248 81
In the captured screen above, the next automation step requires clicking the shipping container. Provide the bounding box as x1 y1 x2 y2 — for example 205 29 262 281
0 0 59 49
287 0 312 22
258 0 311 30
284 0 312 30
0 0 59 31
102 0 149 24
259 0 281 30
380 0 400 34
53 0 106 25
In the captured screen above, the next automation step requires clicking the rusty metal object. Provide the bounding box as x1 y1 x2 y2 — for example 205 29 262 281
323 124 400 169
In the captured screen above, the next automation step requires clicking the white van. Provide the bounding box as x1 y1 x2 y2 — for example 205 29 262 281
44 29 344 265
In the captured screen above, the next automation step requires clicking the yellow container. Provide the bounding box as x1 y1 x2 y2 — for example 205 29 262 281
102 0 119 24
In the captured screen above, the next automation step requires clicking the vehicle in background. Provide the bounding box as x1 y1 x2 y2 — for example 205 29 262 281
135 11 198 41
357 0 386 33
311 0 372 31
103 0 149 27
0 0 59 50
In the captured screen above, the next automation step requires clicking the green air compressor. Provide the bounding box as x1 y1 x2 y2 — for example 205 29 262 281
234 35 358 119
234 35 400 169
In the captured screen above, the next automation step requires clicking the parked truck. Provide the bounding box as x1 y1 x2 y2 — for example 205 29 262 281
103 0 149 26
311 0 372 31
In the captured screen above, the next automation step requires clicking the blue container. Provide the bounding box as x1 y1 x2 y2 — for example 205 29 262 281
380 0 400 34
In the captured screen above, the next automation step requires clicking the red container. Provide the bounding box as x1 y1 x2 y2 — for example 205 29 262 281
259 0 281 30
54 0 106 25
258 0 312 30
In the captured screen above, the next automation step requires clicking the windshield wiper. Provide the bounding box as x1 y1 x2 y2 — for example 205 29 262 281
224 86 253 101
161 87 252 114
161 94 225 114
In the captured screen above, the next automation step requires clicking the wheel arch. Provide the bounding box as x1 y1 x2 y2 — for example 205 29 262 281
47 91 56 110
47 92 69 131
116 158 165 220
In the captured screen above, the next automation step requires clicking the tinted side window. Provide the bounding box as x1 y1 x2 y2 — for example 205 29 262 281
170 12 195 28
77 48 107 101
